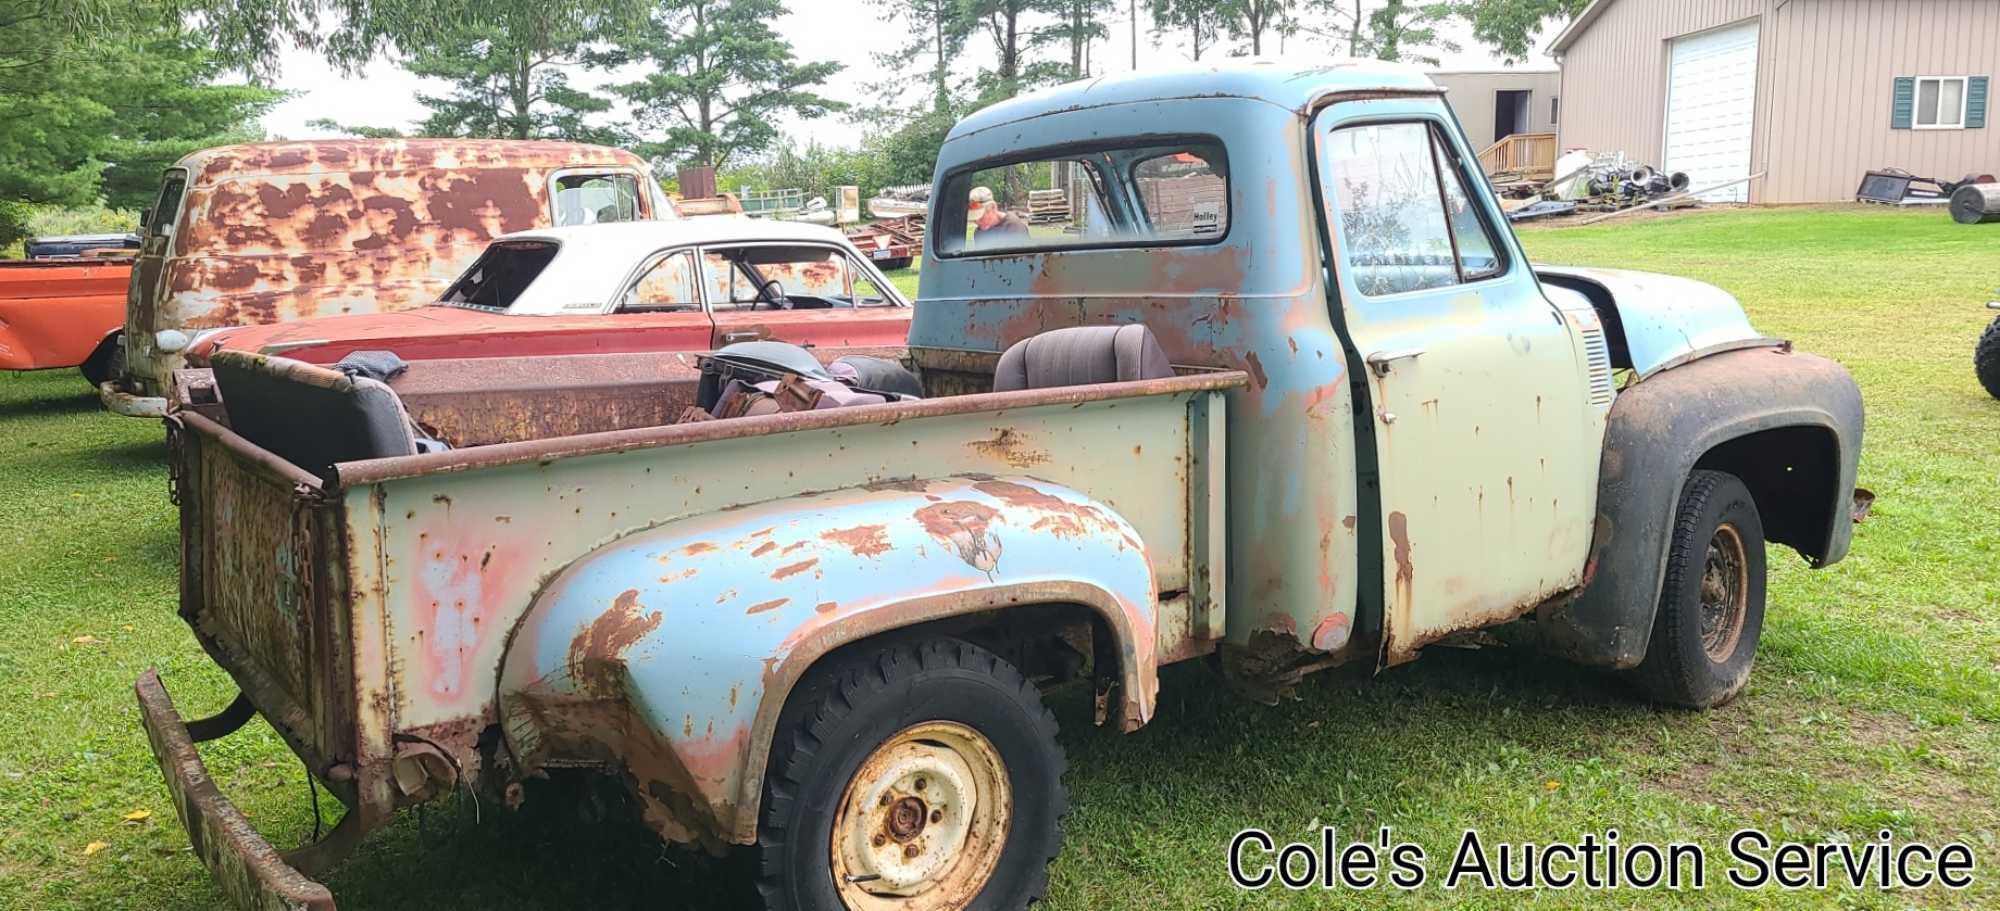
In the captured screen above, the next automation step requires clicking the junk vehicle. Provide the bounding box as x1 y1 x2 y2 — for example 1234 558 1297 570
100 139 673 417
191 219 911 367
138 60 1866 911
1 254 133 382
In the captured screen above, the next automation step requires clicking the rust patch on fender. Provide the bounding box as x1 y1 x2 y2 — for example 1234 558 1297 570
820 524 891 558
772 558 819 580
751 541 778 557
746 597 789 615
566 589 662 695
973 479 1140 550
913 501 1002 573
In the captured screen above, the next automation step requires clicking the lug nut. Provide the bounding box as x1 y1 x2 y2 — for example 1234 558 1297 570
904 844 921 858
913 777 927 791
879 793 891 806
873 834 886 847
930 809 943 823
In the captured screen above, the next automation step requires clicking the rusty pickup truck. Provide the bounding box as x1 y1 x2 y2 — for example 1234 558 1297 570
138 61 1865 910
102 139 672 417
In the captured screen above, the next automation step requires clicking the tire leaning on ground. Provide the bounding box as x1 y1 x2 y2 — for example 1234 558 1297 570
1975 315 2000 400
1630 469 1768 709
756 638 1066 911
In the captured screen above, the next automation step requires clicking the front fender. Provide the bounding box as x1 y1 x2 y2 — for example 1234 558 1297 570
1539 346 1863 668
496 475 1160 846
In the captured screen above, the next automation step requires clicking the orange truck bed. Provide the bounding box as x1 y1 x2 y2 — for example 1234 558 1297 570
0 259 129 371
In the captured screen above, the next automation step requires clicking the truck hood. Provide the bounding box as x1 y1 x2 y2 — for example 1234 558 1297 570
1535 265 1777 377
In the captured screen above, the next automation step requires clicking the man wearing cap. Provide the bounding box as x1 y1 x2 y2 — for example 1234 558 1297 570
969 186 1030 246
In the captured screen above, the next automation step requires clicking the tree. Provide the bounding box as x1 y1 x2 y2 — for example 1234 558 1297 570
967 0 1041 101
1459 0 1588 63
1225 0 1296 56
403 14 625 143
1148 0 1221 61
160 0 649 79
1357 0 1456 66
1 1 280 242
93 33 285 210
1035 0 1113 80
868 0 971 114
613 0 844 170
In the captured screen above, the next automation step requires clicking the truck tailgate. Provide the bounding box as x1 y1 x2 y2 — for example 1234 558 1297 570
171 412 356 775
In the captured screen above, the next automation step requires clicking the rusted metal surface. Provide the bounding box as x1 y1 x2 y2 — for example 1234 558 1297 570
239 365 1234 852
0 260 127 370
118 139 660 406
495 478 1162 846
916 85 1367 667
136 669 336 911
334 368 1242 485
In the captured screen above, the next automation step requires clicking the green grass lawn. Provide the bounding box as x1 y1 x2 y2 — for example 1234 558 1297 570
3 206 1997 909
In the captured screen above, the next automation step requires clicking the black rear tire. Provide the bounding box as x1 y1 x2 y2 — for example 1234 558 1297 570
1975 315 2000 400
78 332 121 387
756 638 1065 911
1630 470 1767 708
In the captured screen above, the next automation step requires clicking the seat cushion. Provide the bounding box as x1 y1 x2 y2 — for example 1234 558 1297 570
992 324 1174 392
212 351 419 480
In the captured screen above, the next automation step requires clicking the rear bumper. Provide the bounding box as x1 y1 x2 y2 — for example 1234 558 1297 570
135 669 336 911
98 380 167 417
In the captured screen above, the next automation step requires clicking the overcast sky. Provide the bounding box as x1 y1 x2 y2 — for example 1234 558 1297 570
261 2 1551 147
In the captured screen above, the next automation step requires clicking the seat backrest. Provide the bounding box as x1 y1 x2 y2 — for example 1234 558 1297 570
211 351 418 480
992 324 1174 392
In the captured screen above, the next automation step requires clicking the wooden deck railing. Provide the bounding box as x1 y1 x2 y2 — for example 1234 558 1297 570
1476 132 1557 178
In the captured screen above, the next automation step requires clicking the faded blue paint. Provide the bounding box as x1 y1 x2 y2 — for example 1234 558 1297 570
496 475 1160 844
1536 265 1768 377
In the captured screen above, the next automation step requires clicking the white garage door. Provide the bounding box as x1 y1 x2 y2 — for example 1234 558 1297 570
1663 21 1759 202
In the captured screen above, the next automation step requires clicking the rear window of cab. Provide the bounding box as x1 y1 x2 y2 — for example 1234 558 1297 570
934 138 1229 258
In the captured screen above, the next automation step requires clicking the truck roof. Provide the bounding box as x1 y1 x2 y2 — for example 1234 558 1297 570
946 58 1441 143
174 139 649 185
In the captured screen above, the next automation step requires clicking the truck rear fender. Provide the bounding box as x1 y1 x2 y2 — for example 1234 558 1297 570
494 475 1160 846
1539 346 1864 668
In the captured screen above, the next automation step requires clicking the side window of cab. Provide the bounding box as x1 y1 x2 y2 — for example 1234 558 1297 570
1323 121 1507 296
619 250 702 313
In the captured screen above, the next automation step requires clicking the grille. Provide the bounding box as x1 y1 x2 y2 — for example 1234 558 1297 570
1581 324 1616 406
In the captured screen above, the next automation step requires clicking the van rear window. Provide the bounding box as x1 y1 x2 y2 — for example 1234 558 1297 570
438 241 560 311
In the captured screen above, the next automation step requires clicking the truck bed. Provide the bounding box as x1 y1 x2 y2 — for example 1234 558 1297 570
167 344 1240 844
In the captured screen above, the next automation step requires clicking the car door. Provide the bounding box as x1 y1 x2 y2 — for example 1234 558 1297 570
606 248 716 352
1311 99 1601 666
703 243 910 350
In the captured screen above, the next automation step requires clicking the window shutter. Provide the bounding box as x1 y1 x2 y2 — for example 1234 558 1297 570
1969 76 1989 129
1891 77 1916 129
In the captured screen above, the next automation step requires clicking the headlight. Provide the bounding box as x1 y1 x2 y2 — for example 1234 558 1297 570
154 329 191 353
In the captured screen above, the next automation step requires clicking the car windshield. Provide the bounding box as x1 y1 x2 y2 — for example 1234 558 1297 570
701 244 896 310
437 241 561 312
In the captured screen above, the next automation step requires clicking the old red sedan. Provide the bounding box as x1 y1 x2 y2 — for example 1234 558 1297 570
193 218 912 365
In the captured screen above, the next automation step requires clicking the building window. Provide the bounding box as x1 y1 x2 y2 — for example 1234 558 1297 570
1916 76 1969 129
1550 96 1560 125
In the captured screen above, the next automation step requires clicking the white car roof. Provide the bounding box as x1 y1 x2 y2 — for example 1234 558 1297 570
489 218 882 315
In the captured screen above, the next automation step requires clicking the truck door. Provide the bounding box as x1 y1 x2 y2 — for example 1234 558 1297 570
122 168 189 392
1310 100 1600 666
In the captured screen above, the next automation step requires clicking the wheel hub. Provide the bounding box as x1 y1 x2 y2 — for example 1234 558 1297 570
831 722 1011 909
1698 523 1749 661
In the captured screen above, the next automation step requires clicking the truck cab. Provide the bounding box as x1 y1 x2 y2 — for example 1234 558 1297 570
139 62 1863 911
